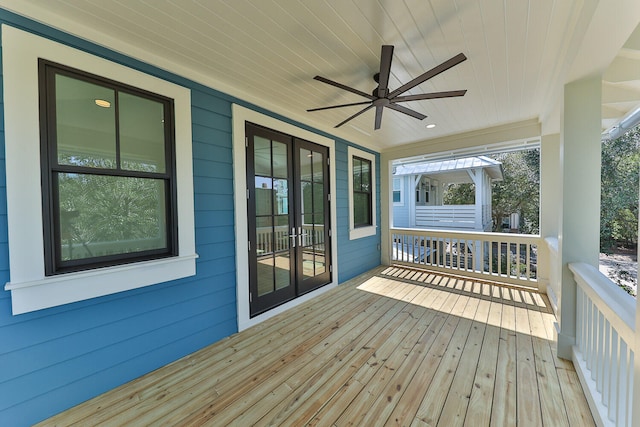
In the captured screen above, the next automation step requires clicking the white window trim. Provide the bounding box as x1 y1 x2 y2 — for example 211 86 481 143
393 177 404 206
232 104 338 331
2 25 197 315
348 146 377 240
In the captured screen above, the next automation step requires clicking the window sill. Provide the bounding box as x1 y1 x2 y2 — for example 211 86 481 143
5 254 198 315
349 225 377 240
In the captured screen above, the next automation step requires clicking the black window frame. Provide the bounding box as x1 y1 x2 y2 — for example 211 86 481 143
352 155 372 228
38 59 178 275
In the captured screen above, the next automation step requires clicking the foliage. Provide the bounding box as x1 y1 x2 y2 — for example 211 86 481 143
600 127 640 252
490 149 540 234
443 183 475 205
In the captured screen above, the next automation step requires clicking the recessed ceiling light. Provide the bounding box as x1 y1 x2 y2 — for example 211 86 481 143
94 99 111 108
426 123 436 129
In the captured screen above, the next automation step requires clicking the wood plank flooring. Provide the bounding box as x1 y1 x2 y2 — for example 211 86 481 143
38 266 594 426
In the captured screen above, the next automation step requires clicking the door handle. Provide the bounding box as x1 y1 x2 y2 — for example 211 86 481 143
289 228 297 248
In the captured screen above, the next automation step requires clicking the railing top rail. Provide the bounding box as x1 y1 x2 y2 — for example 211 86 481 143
569 262 635 337
391 227 541 241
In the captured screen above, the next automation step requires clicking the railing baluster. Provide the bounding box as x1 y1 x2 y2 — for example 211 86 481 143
609 329 619 421
596 311 604 391
617 341 628 426
603 318 611 404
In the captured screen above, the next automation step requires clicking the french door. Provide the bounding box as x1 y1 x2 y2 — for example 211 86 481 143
246 122 331 317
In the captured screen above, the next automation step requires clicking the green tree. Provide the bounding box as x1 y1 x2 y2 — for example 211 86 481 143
443 183 474 205
490 149 540 234
600 127 640 252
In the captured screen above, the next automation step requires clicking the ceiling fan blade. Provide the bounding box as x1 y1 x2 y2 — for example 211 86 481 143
391 90 467 103
307 100 372 112
387 104 427 120
388 53 467 99
377 45 394 97
334 104 374 128
313 76 375 100
374 105 384 130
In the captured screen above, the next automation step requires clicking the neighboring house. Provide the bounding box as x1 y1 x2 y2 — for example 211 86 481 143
392 156 503 231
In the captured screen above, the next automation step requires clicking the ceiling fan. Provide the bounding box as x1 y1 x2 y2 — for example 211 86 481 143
308 45 467 130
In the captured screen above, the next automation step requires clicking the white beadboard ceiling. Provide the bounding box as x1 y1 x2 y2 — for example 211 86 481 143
2 0 640 151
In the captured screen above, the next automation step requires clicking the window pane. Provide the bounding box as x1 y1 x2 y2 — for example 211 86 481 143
353 157 362 190
55 75 116 168
353 192 371 227
393 191 401 203
119 92 166 173
57 173 167 261
393 178 401 191
360 159 371 191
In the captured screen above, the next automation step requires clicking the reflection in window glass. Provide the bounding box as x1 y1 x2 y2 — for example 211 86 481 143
353 156 372 227
120 92 166 173
55 74 117 168
57 173 166 261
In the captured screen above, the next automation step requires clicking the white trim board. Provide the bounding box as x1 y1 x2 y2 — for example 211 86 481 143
232 104 338 331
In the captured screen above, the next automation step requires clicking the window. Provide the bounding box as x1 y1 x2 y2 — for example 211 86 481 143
352 156 372 227
347 147 377 240
39 60 177 274
393 177 404 206
3 25 196 314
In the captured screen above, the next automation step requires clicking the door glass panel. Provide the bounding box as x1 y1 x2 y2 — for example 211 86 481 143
313 182 324 217
257 255 274 296
314 244 326 274
255 177 273 216
298 146 329 282
274 252 290 290
312 151 324 183
273 179 289 215
272 141 288 178
302 249 314 279
254 136 271 176
255 216 272 254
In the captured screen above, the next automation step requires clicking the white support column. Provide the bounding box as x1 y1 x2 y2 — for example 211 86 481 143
539 133 561 300
557 76 602 359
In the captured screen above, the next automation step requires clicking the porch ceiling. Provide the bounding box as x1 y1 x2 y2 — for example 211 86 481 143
2 1 640 150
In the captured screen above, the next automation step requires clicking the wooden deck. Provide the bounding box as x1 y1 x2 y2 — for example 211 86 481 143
39 266 594 426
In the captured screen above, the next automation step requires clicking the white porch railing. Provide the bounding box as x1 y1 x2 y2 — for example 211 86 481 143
390 227 539 289
570 262 635 427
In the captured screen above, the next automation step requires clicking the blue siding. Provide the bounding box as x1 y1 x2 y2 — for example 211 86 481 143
335 141 382 282
0 8 381 426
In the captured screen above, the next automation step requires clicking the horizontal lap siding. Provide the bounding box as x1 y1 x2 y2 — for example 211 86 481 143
335 141 381 283
0 11 237 426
